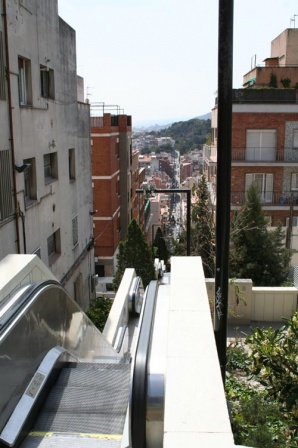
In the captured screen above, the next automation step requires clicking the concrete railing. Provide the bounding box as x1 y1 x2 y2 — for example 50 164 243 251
205 279 297 325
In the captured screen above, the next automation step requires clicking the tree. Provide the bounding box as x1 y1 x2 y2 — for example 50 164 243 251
172 175 215 277
113 219 156 291
152 227 169 264
230 183 291 286
191 175 215 277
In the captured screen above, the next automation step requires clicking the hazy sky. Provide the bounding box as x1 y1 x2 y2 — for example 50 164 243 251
58 0 298 125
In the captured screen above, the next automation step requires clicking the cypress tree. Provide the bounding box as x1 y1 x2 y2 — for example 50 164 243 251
113 219 156 291
230 183 291 286
152 226 169 264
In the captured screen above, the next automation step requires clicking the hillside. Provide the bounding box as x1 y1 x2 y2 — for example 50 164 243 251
154 118 211 154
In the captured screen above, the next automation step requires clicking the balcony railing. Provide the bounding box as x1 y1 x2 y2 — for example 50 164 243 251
205 146 298 163
203 144 217 162
232 147 291 162
231 191 298 207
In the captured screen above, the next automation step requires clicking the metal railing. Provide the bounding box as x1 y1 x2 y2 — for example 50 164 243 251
204 145 298 163
231 191 298 206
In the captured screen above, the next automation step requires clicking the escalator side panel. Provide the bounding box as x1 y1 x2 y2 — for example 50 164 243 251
0 283 121 434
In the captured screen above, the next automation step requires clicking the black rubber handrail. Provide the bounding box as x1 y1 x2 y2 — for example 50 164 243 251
131 280 159 448
0 280 60 336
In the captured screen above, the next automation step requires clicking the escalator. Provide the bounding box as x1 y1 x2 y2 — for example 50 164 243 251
22 363 131 448
0 274 165 448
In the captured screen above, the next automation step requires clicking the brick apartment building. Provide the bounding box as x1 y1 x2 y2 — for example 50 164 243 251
204 28 298 228
91 113 144 276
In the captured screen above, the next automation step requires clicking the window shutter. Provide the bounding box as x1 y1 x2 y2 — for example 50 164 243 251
265 173 273 203
246 130 276 161
245 174 253 191
291 173 298 190
293 130 298 148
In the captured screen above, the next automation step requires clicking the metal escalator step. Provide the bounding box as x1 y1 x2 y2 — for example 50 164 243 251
31 362 131 435
56 362 130 389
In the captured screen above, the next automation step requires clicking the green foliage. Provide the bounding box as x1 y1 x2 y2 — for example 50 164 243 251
226 343 250 373
86 296 112 332
281 77 291 88
156 118 211 154
269 73 277 88
152 227 169 263
246 314 298 414
172 176 215 276
113 219 156 291
230 183 292 286
191 175 215 276
226 341 296 447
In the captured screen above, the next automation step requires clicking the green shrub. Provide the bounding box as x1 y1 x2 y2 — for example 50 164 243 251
86 296 112 332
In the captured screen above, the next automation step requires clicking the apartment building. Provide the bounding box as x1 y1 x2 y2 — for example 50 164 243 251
204 28 298 228
0 0 94 308
91 113 143 276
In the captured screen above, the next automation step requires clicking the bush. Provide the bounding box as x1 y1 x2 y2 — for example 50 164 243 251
86 296 112 332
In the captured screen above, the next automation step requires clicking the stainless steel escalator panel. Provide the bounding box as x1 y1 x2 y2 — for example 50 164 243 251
31 363 131 435
0 282 122 436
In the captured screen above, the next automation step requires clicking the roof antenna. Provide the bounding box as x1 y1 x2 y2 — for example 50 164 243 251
290 14 297 28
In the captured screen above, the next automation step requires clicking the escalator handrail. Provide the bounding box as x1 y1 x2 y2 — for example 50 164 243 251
131 280 159 448
0 280 61 336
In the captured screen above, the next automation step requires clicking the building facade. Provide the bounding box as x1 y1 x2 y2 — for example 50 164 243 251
0 0 94 308
91 113 144 276
204 29 298 229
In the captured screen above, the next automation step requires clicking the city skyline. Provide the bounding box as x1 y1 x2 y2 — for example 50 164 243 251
58 0 298 126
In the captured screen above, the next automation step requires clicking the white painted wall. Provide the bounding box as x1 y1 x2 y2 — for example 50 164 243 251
0 0 94 308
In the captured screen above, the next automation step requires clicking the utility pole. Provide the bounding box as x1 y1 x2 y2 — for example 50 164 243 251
214 0 234 384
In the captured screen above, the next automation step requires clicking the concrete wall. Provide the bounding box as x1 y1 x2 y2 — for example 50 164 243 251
206 279 297 324
0 0 94 308
271 28 298 66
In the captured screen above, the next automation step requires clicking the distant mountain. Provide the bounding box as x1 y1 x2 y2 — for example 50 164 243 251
197 112 211 120
133 112 211 132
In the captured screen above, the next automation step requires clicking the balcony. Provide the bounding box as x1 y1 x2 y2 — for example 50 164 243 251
205 145 298 165
232 147 282 163
231 190 298 207
203 144 217 164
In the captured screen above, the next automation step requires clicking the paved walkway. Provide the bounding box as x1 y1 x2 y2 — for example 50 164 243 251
227 321 284 342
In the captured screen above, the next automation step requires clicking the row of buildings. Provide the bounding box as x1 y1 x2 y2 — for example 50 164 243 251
0 0 148 308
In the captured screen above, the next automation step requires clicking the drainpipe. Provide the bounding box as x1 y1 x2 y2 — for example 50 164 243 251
3 0 21 253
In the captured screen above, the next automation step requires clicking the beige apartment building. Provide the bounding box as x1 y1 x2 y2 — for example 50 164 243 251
0 0 94 308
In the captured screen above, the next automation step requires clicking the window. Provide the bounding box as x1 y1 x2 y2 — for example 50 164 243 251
18 57 32 105
40 65 55 99
245 173 273 203
291 173 298 190
44 152 58 184
24 158 37 204
246 130 276 161
68 148 76 181
293 130 298 149
47 229 61 265
0 150 13 220
0 32 6 100
72 215 78 248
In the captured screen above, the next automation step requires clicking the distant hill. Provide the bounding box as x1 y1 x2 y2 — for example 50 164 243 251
154 117 211 155
197 112 211 120
133 112 211 132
